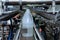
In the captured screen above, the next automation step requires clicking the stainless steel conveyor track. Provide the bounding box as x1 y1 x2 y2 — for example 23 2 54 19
34 25 45 40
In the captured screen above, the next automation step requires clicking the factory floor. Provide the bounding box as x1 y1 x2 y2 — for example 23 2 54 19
20 29 34 40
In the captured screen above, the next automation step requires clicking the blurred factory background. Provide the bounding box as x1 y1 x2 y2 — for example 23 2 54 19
0 0 60 40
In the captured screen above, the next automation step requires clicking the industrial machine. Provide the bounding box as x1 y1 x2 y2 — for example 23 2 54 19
0 0 60 40
22 0 60 40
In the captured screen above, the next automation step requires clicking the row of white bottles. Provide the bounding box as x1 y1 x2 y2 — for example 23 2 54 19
22 9 34 37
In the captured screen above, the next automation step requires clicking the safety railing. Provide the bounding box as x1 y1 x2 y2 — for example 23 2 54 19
34 25 45 40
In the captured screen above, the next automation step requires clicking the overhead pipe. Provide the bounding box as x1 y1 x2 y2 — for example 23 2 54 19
52 0 55 14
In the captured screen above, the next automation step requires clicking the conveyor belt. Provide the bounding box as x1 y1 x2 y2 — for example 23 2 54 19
20 27 44 40
20 29 34 40
0 10 21 21
13 24 45 40
30 8 56 20
20 36 34 40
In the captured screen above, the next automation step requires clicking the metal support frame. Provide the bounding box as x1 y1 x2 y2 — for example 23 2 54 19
7 19 13 40
34 25 45 40
2 24 4 40
13 23 21 40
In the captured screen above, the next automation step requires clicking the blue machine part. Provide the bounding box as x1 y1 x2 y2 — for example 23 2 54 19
7 28 13 40
7 19 13 40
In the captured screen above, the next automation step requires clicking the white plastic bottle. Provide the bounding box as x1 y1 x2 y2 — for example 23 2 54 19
22 9 34 37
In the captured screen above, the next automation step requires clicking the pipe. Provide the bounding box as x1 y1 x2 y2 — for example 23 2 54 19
52 0 55 14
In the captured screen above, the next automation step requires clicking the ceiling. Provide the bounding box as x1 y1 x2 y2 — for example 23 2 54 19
1 0 60 2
